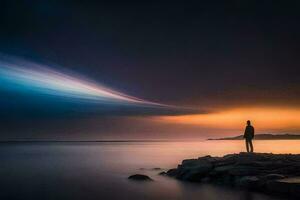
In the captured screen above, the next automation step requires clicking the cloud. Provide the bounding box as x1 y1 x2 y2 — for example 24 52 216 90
0 56 201 118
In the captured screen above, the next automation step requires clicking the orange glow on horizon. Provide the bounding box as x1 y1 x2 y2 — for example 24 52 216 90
157 107 300 132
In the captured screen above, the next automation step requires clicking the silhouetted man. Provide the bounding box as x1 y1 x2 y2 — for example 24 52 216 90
244 120 254 153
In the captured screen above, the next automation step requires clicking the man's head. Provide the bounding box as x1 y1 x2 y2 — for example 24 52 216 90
247 120 251 126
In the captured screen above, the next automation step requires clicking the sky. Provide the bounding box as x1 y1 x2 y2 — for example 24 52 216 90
0 1 300 140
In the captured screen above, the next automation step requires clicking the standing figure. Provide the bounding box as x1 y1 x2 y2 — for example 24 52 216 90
244 120 254 153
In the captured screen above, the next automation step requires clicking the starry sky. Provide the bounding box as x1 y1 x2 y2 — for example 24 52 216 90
0 1 300 140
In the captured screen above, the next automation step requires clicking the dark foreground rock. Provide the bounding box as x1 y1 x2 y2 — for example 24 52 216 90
158 171 167 176
166 153 300 198
151 167 163 171
128 174 153 181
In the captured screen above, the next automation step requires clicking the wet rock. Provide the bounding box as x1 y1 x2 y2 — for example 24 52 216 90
236 176 259 189
166 168 178 177
260 174 285 181
266 177 300 197
180 164 213 181
139 167 164 171
128 174 153 181
166 153 300 198
213 165 235 174
151 167 163 171
228 166 260 176
158 171 167 176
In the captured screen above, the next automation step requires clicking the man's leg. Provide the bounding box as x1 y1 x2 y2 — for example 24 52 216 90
245 139 249 152
249 139 254 152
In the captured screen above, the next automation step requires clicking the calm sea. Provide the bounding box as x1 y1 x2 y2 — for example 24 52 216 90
0 140 298 200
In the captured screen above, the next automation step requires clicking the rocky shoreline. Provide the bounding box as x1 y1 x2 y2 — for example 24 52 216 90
164 153 300 198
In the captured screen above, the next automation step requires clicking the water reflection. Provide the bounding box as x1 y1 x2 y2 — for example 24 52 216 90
0 140 295 200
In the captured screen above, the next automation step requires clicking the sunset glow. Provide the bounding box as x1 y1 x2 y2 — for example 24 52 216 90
157 107 300 132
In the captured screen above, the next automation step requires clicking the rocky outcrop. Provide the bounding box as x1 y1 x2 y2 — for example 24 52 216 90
128 174 153 181
166 153 300 198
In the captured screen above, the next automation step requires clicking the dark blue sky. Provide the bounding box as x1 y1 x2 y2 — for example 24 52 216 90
0 1 300 139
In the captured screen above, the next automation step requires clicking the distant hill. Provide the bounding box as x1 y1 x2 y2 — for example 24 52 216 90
207 134 300 140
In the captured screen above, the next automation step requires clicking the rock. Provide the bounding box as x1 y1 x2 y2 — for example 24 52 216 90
213 165 235 174
159 171 167 176
151 167 163 171
260 174 285 181
166 168 178 177
266 177 300 197
228 166 260 176
166 153 300 198
128 174 153 181
139 167 163 171
201 177 211 182
236 176 259 189
178 164 213 181
176 156 213 181
178 168 205 181
182 158 198 166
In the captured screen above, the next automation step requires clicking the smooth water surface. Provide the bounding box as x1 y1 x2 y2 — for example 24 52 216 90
1 140 298 200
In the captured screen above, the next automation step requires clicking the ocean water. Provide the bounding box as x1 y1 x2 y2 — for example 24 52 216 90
0 140 298 200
